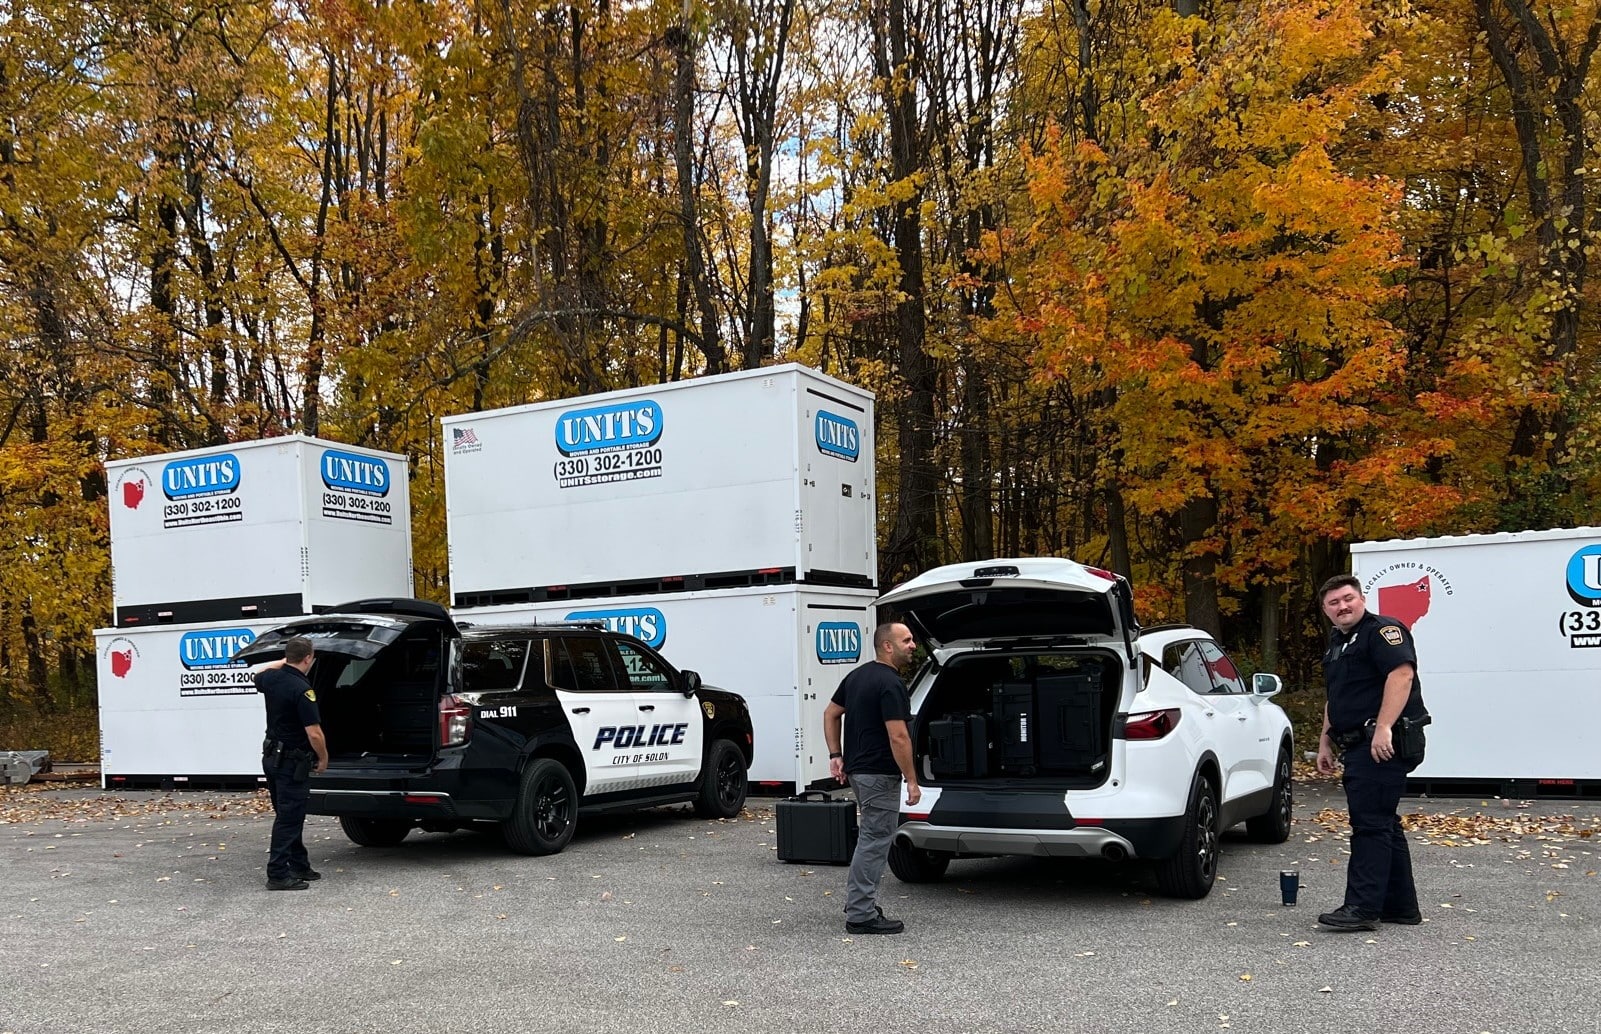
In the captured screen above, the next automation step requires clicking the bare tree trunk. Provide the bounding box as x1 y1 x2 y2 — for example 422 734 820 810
1261 583 1282 673
872 0 939 584
1476 0 1597 466
1180 494 1222 637
668 22 725 373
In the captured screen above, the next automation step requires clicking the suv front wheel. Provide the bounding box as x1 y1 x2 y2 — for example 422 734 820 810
1154 771 1219 899
1246 746 1293 844
693 739 748 818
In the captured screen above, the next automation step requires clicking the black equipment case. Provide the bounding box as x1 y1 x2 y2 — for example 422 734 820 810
994 681 1036 775
928 713 990 779
776 790 858 864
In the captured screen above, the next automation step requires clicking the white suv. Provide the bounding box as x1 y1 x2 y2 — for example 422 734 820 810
878 558 1294 898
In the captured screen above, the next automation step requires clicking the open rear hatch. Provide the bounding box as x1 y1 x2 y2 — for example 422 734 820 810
236 599 461 769
875 559 1139 790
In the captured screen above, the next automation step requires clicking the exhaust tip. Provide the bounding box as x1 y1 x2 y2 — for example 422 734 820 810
1101 843 1128 861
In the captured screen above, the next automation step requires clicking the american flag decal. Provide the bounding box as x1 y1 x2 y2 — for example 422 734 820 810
453 427 479 447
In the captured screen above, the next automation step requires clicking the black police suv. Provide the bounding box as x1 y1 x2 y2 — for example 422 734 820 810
236 599 754 855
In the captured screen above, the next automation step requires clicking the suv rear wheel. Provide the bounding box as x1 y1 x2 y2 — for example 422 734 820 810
339 817 413 847
1154 771 1219 899
503 758 578 855
1246 746 1293 844
693 739 748 818
888 840 952 883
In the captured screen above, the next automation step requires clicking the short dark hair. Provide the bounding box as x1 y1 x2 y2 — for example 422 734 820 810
872 622 905 651
283 636 314 664
1318 574 1361 602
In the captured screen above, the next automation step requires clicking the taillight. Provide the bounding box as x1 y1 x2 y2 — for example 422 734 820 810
439 694 473 747
1124 708 1181 740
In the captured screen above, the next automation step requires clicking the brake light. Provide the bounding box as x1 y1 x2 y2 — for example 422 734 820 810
1084 565 1117 581
1124 708 1181 740
439 694 473 747
904 812 930 822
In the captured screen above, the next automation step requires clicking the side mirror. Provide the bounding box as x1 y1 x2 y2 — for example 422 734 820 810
1252 673 1284 698
681 669 702 697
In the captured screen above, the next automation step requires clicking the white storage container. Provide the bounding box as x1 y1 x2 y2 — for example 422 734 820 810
95 619 280 786
456 585 880 787
1350 527 1601 794
106 435 413 626
443 364 875 605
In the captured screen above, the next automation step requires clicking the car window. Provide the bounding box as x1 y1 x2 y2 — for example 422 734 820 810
612 640 675 692
1163 641 1218 696
462 639 531 693
551 636 622 693
1198 642 1247 695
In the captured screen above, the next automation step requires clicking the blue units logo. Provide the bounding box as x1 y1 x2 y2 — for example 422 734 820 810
816 622 862 664
1566 545 1601 607
178 628 257 669
566 607 667 649
162 454 240 499
555 400 663 456
320 449 390 497
814 411 860 462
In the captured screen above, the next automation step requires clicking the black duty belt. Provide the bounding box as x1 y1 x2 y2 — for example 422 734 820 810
1329 727 1369 752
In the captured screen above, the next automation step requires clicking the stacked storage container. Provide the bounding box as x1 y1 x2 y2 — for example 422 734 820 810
445 365 878 788
96 436 414 787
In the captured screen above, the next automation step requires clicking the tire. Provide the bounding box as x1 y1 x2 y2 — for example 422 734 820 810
339 817 413 847
693 739 749 819
1154 771 1220 899
502 758 579 856
1246 746 1294 844
888 840 952 883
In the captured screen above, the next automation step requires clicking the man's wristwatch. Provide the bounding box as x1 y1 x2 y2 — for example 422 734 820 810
829 752 842 759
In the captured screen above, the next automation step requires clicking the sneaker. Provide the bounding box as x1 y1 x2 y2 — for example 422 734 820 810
1317 905 1379 931
1381 910 1423 925
845 915 905 935
266 876 310 891
292 869 322 881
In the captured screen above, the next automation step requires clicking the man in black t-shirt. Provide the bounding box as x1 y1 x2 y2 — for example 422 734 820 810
1315 575 1430 931
257 636 327 891
822 622 922 935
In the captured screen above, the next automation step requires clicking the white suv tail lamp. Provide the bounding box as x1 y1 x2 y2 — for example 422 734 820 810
1124 708 1181 740
439 694 474 747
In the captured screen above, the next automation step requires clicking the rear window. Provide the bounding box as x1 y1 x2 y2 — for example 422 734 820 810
463 640 532 692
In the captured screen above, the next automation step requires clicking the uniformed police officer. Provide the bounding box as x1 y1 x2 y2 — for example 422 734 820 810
256 636 327 891
1315 575 1430 931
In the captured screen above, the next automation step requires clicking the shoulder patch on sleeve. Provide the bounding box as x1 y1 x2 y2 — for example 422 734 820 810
1379 625 1404 646
304 689 317 703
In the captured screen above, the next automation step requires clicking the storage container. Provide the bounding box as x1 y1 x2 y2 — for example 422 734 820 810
94 618 281 786
1351 527 1601 796
106 436 413 626
443 364 875 604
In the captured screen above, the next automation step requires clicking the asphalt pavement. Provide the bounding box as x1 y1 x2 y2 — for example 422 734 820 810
2 779 1597 1034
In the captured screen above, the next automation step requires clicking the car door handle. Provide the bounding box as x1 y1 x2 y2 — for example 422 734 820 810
571 707 590 715
638 704 655 712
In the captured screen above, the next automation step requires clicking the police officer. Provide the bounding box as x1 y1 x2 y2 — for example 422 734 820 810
822 622 922 935
1315 575 1430 931
257 636 327 891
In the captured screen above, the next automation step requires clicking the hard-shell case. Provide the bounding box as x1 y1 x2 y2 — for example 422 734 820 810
775 790 859 864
